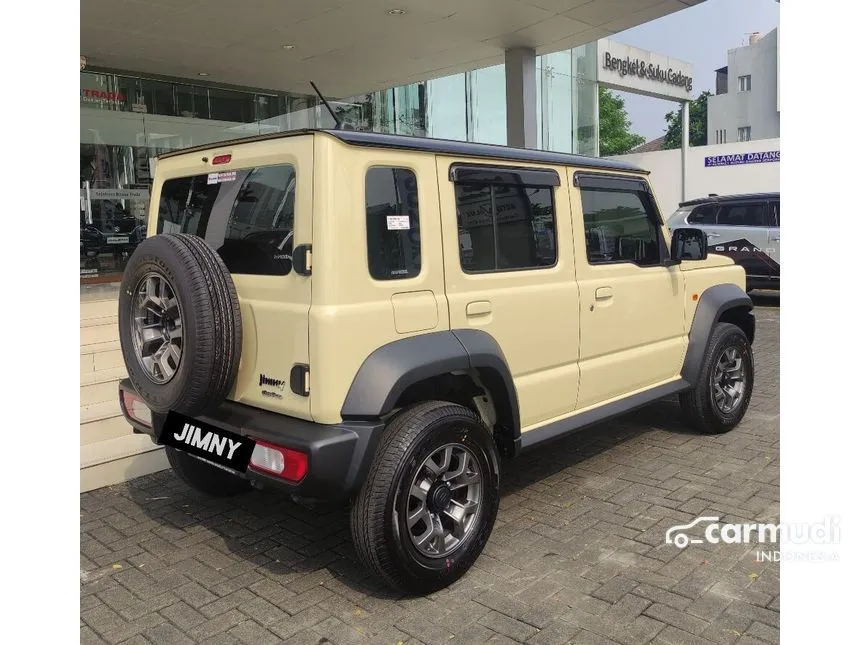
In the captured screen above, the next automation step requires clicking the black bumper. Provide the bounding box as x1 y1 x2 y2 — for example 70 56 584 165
119 379 384 501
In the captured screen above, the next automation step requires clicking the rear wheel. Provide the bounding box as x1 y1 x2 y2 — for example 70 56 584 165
350 401 500 594
166 447 252 497
680 322 754 434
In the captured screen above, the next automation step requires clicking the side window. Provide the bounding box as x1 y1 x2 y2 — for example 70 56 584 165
688 204 717 225
365 167 420 280
453 172 557 273
717 202 765 227
580 187 662 266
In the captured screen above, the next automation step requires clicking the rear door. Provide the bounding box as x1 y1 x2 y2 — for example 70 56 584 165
151 135 314 420
436 157 580 432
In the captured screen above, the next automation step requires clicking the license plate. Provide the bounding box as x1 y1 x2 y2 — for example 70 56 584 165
106 236 130 244
161 411 255 472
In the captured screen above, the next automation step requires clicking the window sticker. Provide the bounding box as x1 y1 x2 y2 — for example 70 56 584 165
386 215 410 231
207 171 237 185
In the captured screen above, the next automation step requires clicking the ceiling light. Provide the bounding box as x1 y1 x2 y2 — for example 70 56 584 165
197 72 209 76
281 44 295 50
386 8 406 15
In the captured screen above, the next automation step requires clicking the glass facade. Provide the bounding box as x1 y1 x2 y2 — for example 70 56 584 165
80 43 599 284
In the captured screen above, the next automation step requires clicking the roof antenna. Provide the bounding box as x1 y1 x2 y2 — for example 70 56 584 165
310 81 342 130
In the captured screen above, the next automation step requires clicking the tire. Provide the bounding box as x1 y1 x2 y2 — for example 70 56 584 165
350 401 500 594
118 234 242 417
680 322 754 434
166 447 252 497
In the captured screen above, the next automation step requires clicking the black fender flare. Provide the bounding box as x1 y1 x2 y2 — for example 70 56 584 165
340 330 520 443
681 283 754 386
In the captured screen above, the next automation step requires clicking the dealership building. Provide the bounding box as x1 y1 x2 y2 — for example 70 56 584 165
80 0 705 489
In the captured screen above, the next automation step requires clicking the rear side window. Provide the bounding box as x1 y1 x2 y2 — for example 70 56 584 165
365 167 421 280
580 187 662 266
452 166 557 273
717 202 766 227
157 164 296 275
688 204 717 224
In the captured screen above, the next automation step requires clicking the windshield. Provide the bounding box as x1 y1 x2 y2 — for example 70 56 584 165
157 163 296 276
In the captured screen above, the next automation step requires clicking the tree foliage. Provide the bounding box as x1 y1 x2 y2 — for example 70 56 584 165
663 91 711 149
598 88 646 156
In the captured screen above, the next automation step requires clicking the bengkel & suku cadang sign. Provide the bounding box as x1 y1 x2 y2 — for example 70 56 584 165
597 39 694 101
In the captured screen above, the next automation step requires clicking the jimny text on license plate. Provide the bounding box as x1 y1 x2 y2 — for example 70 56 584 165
161 411 255 472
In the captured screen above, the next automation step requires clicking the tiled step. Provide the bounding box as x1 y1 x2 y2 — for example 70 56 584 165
81 399 122 425
80 366 127 386
81 415 132 446
80 340 121 355
82 379 123 406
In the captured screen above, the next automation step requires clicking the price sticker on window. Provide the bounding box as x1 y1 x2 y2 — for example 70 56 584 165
386 215 410 231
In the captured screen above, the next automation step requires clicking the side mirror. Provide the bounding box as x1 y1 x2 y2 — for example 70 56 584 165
671 227 709 261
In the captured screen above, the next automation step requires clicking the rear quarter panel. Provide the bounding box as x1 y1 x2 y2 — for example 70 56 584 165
308 135 449 425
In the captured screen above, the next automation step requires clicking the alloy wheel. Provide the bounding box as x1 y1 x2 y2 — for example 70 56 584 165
406 443 483 558
131 271 184 384
712 346 746 414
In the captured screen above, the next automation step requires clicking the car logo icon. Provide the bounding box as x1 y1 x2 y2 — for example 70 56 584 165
665 516 720 549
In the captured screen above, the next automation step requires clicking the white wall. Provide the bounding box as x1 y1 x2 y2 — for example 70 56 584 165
610 138 780 217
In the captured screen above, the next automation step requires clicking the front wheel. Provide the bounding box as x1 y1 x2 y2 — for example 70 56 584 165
680 322 754 434
350 401 500 594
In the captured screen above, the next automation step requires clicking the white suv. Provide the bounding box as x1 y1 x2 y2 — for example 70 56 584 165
667 192 780 291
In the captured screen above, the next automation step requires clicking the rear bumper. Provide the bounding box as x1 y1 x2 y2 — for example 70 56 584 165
119 379 384 501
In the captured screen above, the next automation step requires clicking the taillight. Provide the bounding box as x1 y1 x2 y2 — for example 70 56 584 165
212 154 232 165
121 390 152 427
249 441 308 482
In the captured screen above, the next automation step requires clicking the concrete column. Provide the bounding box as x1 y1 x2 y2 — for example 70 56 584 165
681 100 690 201
505 48 537 149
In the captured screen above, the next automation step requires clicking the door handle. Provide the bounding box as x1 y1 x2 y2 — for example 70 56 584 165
466 301 492 317
707 233 721 238
595 287 613 300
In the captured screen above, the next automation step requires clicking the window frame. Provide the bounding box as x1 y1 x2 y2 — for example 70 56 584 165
450 163 560 275
737 126 751 142
715 201 767 228
364 165 423 282
574 171 670 268
738 75 752 92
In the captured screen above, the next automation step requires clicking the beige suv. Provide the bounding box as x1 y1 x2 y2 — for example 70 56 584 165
117 129 755 593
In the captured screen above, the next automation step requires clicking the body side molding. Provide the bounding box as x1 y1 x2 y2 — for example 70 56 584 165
519 379 689 451
680 283 754 386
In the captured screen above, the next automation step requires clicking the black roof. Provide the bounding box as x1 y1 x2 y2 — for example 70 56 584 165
680 192 779 207
158 128 647 174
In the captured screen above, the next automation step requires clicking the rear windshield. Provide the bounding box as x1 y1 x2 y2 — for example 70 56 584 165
157 164 296 275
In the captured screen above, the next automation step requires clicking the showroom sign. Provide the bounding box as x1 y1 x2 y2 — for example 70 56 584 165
597 39 693 101
81 88 126 105
704 151 780 167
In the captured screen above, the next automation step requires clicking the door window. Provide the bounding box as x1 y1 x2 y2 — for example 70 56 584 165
688 204 717 225
768 201 780 227
452 167 557 273
716 202 766 227
580 187 662 266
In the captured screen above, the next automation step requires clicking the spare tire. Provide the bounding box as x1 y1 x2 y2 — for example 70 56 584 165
118 233 242 417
